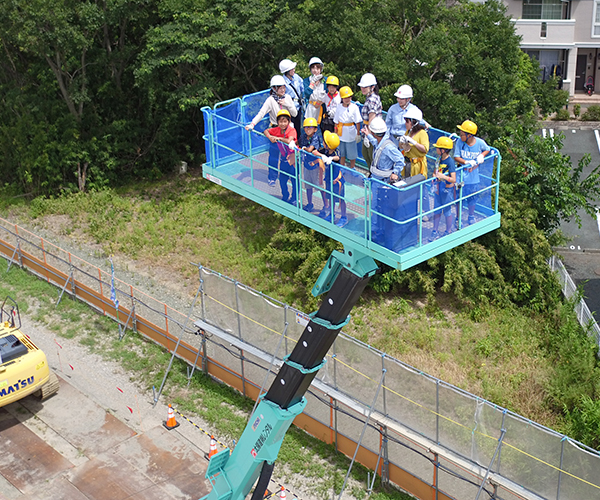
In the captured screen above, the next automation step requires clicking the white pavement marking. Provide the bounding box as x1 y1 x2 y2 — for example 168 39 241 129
596 207 600 240
547 129 557 151
542 129 547 139
594 130 600 154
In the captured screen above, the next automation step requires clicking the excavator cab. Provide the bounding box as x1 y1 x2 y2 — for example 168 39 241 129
0 297 59 407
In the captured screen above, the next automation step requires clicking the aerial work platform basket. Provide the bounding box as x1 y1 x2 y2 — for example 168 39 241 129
201 90 501 270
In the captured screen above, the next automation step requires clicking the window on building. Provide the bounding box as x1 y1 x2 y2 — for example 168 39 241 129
594 0 600 36
522 0 569 20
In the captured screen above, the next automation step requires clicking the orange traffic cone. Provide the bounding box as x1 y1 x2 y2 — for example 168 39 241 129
163 404 179 430
279 486 286 500
208 435 218 459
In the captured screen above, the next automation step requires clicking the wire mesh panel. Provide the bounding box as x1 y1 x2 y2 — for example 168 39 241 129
387 431 434 486
383 360 438 441
321 335 384 411
201 269 239 336
559 439 600 499
548 256 600 348
498 416 562 499
242 350 275 395
437 384 481 461
472 401 506 467
437 457 485 500
335 407 382 458
236 283 286 359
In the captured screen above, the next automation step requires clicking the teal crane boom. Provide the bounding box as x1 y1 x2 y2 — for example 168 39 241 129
201 248 378 500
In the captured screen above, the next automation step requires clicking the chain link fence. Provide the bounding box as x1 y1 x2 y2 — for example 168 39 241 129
548 255 600 347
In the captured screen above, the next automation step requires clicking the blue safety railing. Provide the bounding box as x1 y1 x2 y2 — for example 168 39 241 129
202 92 501 270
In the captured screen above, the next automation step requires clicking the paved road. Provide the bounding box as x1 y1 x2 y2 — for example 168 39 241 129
0 375 211 500
0 312 212 500
540 125 600 318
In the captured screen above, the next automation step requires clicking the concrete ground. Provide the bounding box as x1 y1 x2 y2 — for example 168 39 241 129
0 374 211 500
0 309 214 500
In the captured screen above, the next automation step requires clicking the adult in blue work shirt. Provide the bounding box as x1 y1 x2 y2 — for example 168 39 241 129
364 117 405 247
279 59 304 133
385 85 421 147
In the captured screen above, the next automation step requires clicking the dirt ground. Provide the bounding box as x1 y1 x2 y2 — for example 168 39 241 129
0 311 308 500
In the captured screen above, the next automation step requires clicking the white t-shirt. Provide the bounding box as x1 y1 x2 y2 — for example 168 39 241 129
334 103 361 143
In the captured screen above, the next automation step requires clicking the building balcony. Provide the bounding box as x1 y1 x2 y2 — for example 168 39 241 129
513 18 576 48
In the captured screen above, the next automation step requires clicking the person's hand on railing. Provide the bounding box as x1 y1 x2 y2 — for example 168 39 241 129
466 159 477 172
288 140 296 150
476 153 485 164
245 124 254 131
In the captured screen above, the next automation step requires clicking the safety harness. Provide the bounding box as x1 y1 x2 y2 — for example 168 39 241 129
370 139 397 179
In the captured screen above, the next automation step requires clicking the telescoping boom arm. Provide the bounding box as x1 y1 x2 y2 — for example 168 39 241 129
201 248 378 500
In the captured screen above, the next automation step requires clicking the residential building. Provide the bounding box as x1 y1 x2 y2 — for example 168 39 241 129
505 0 600 95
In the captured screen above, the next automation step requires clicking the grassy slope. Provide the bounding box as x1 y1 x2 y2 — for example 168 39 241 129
0 170 574 433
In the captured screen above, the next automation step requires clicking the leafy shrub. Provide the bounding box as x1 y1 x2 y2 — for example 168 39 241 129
553 109 570 121
581 105 600 121
261 219 339 308
566 396 600 449
534 78 569 117
544 301 600 412
573 104 581 118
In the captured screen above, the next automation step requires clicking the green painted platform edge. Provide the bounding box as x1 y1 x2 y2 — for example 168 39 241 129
203 165 501 271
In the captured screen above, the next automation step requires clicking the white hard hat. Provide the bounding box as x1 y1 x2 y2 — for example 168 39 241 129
394 85 413 99
308 57 323 67
369 117 387 135
270 75 286 87
403 107 423 121
279 59 297 74
358 73 377 87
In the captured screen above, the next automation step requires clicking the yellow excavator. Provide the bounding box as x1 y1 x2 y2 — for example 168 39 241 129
0 296 59 407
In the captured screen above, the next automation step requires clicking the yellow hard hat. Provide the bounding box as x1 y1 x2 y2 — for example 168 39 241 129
339 86 353 99
303 117 318 128
325 75 340 86
277 109 291 120
433 136 454 149
324 131 340 150
457 120 477 135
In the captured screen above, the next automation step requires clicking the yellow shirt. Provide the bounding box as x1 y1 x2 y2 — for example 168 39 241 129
404 129 429 178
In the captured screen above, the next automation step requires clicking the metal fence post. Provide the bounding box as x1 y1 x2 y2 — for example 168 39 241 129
382 354 387 416
556 436 566 500
130 286 137 333
496 410 506 474
234 280 246 397
382 425 389 488
436 379 440 445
